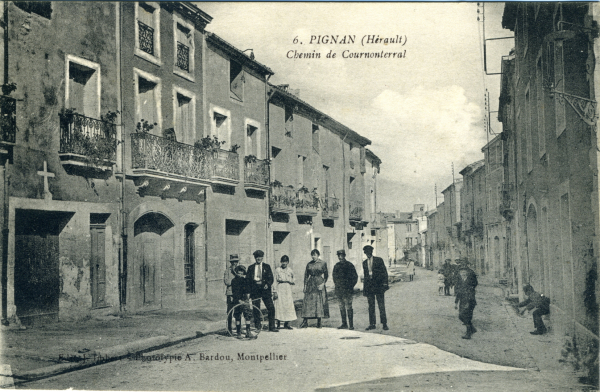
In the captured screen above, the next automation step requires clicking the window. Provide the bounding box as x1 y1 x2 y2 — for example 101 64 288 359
134 68 162 133
14 2 52 18
536 53 545 158
526 84 532 173
184 224 197 294
230 60 243 101
135 2 161 65
245 119 261 158
285 105 293 137
554 41 566 137
66 55 100 119
209 105 231 150
312 124 320 154
322 165 329 196
172 86 195 145
407 224 411 232
173 17 194 80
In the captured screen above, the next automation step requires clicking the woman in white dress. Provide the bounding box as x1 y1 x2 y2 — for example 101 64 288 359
274 255 296 329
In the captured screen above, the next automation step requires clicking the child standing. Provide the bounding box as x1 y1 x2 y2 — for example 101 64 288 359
231 265 256 339
437 270 445 295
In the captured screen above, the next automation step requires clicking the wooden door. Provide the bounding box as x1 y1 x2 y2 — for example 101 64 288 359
90 225 106 308
15 233 59 321
140 239 159 306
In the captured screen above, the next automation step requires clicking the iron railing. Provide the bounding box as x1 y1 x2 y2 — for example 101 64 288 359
131 133 212 180
244 158 269 187
321 196 340 219
0 95 16 144
270 185 296 214
349 200 363 221
138 21 154 56
212 149 239 182
59 113 117 162
176 41 190 72
296 191 319 216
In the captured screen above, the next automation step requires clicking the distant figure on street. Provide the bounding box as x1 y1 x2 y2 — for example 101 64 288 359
454 263 478 339
518 284 551 335
224 254 239 334
231 265 256 339
437 270 445 295
407 259 415 281
247 250 278 332
332 249 358 330
442 259 452 296
274 255 296 330
299 249 330 328
362 245 389 331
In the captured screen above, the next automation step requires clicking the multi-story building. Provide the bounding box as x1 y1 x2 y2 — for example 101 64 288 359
499 1 598 368
441 180 463 261
0 2 383 324
459 160 486 275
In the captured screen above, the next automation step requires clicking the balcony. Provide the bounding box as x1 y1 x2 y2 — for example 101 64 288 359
244 158 269 191
131 133 213 195
296 189 319 217
321 196 340 220
59 113 117 172
212 149 239 185
270 185 295 214
0 95 16 159
349 200 364 222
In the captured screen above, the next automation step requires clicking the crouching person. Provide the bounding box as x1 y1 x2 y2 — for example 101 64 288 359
518 284 550 335
232 265 257 339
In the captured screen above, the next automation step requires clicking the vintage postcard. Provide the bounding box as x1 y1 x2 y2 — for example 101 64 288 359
0 1 598 391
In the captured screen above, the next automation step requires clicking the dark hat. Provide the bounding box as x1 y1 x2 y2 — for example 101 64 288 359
458 265 471 271
229 254 240 263
363 245 374 252
234 265 246 274
336 249 346 255
253 250 264 258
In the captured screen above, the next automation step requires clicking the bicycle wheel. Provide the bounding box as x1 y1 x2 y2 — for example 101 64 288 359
226 303 263 338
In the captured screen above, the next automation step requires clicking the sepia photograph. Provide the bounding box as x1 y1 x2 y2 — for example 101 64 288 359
0 1 598 391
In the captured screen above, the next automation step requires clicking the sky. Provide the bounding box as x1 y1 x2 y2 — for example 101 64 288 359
195 2 514 213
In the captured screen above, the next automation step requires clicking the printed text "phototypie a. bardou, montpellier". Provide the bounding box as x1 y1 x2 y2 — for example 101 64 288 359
287 34 408 60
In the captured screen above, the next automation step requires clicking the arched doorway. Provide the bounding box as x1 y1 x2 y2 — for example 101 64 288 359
133 212 175 308
527 204 541 290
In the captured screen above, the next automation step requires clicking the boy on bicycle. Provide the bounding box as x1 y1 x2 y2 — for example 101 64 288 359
231 265 257 339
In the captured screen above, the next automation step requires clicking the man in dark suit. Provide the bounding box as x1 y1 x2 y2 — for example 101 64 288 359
362 245 389 331
333 249 358 330
246 250 278 332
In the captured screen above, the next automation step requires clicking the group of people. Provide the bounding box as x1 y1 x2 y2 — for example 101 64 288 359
223 245 390 339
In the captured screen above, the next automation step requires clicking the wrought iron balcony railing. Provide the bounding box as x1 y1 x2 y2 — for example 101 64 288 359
0 95 16 144
270 185 296 214
349 200 363 221
212 149 239 184
321 196 340 219
138 21 154 56
296 191 319 216
131 132 212 181
176 42 190 72
59 113 117 163
244 158 269 189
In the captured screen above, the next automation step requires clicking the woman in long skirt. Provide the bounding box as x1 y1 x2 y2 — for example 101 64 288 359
274 255 296 329
299 249 329 328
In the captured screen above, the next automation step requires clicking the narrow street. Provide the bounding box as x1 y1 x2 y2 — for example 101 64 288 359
20 266 585 391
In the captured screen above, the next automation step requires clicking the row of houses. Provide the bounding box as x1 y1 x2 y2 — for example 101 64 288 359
425 2 598 378
0 2 382 325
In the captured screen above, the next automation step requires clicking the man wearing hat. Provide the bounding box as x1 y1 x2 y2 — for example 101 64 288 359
333 249 358 330
224 254 240 334
454 262 478 339
246 250 278 332
362 245 389 331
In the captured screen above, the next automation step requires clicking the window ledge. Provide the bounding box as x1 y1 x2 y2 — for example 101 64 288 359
135 48 162 67
174 67 195 82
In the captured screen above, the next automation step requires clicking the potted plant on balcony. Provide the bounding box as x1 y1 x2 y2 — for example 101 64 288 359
1 82 16 96
195 135 225 159
244 154 257 168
